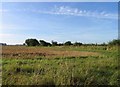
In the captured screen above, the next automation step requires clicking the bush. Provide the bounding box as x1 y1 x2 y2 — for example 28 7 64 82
108 39 120 46
25 39 40 46
74 42 82 46
51 40 58 46
39 40 51 46
64 41 72 46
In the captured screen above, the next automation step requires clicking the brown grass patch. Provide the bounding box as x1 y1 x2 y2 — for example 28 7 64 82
2 46 100 58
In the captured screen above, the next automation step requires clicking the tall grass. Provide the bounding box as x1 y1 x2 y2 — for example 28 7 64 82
2 46 119 86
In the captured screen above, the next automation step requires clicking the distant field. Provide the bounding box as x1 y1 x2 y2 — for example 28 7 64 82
2 45 119 86
2 46 101 59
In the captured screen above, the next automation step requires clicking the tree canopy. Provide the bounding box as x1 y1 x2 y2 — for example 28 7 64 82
39 40 51 46
24 38 120 47
25 39 40 46
108 39 120 46
64 41 72 46
51 40 58 46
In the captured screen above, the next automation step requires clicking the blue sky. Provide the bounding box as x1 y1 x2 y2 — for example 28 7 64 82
0 2 118 44
1 0 119 2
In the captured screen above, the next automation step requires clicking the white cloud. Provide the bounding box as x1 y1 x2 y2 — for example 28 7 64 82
45 6 117 20
26 6 117 20
1 5 117 20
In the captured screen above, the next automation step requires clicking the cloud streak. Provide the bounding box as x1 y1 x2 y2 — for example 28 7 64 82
1 5 117 20
37 6 117 20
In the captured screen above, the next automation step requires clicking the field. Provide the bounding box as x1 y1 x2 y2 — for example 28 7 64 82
1 45 119 86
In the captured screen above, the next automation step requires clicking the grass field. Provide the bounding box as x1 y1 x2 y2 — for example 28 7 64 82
1 45 119 86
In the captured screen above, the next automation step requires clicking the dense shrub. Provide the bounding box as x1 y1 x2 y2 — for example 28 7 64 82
108 39 120 46
64 41 72 46
51 40 58 46
39 40 51 46
24 38 119 47
74 42 82 46
25 39 40 46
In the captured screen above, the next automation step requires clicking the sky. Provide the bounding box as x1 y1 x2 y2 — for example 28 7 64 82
0 2 118 45
1 0 119 2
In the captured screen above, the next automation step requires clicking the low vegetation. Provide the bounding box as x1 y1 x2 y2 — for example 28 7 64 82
2 44 119 86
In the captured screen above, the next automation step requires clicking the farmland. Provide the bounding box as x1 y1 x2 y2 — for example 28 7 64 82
1 45 119 86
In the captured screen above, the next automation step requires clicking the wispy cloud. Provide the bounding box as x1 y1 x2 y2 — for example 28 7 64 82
39 6 117 20
1 5 117 20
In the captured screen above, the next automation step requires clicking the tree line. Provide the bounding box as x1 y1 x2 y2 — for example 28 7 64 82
24 39 82 46
24 38 120 46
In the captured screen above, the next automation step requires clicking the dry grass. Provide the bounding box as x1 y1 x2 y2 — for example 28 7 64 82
2 45 119 85
2 46 100 58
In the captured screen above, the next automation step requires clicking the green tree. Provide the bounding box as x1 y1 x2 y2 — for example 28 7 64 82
51 40 58 46
100 42 107 46
64 41 72 46
108 39 120 46
39 40 51 46
25 39 40 46
74 42 82 46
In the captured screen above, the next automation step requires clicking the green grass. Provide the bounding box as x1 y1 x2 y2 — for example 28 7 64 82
2 46 119 86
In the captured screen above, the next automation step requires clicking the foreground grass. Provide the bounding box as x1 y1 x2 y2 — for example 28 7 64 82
2 46 119 86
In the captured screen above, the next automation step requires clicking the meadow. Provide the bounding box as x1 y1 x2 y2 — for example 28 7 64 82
2 45 119 86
